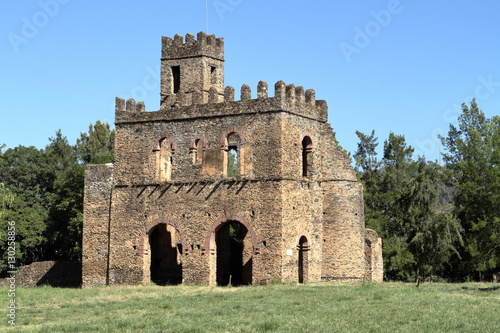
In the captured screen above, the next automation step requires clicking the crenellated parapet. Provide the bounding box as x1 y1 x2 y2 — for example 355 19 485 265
162 32 224 60
116 80 328 123
115 97 146 112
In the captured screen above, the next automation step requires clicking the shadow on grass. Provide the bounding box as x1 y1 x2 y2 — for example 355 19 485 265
461 286 500 292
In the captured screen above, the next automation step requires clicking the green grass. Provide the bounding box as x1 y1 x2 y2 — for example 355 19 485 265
1 282 499 332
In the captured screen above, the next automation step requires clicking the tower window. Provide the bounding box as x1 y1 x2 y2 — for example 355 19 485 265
194 138 204 164
210 66 217 84
227 147 238 177
302 136 313 177
171 66 181 94
226 132 240 178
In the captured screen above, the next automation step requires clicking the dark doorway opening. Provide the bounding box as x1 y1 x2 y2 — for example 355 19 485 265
149 224 182 285
298 236 309 284
216 220 252 286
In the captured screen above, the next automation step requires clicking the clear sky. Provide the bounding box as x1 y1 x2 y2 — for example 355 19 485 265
1 0 499 162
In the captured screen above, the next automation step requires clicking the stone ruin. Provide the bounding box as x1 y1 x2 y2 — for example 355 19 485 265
82 32 383 286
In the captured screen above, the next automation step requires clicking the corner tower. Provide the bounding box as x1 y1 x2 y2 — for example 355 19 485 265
160 32 224 108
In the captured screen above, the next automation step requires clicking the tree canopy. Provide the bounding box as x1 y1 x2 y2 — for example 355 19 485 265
355 99 499 282
0 122 114 275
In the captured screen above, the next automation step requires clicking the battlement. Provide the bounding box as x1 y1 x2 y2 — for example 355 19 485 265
116 80 328 124
162 32 224 60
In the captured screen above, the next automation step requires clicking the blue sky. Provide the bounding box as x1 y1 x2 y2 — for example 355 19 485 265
1 0 499 162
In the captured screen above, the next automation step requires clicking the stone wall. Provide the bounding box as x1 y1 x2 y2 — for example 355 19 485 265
364 228 383 282
82 164 113 287
1 261 81 288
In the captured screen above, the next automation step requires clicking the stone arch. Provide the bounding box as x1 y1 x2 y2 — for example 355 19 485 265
203 216 259 254
301 132 316 152
153 135 177 153
138 219 187 285
220 127 246 150
295 231 312 249
189 134 208 151
143 219 188 253
190 134 208 164
204 217 259 286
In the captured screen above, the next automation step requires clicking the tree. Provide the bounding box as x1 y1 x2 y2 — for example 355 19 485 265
354 130 380 175
440 99 500 279
355 132 463 282
45 131 84 261
0 121 115 275
0 147 48 274
0 145 51 205
354 130 384 233
76 120 115 164
0 183 15 273
0 183 14 220
400 159 462 285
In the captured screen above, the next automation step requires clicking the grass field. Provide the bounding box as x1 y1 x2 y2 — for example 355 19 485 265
1 282 499 332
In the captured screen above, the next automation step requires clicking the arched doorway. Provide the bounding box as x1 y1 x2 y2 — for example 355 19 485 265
149 224 182 285
298 236 309 283
215 220 252 286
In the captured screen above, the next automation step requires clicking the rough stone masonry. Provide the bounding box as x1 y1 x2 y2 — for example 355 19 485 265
82 32 383 287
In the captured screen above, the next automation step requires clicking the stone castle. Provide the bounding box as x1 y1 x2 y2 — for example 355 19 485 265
82 32 382 286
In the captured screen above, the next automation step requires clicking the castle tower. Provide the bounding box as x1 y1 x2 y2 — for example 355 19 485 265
160 32 224 108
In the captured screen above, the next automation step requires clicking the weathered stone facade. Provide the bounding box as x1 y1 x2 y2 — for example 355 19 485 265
82 32 382 286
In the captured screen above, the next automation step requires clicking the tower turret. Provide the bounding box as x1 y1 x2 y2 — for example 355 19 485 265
160 32 224 108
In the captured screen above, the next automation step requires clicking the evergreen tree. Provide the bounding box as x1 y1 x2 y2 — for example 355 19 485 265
355 132 463 282
45 131 84 261
440 99 500 279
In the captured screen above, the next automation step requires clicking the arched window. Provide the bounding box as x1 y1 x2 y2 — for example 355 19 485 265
190 135 207 165
302 135 314 177
157 138 174 181
190 138 204 164
195 139 204 164
226 132 240 178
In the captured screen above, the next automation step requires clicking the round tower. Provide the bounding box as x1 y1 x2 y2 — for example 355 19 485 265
160 32 224 108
